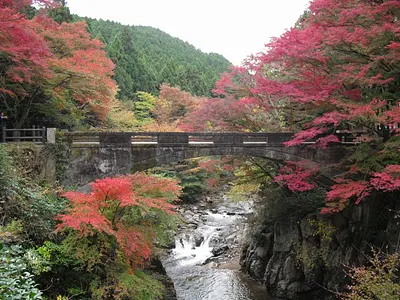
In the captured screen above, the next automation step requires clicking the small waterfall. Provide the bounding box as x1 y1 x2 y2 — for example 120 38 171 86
172 227 216 266
162 197 269 300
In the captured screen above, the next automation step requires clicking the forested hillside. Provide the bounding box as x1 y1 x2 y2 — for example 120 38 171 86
79 17 232 98
0 1 230 130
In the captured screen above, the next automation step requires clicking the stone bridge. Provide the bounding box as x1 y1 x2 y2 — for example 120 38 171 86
62 131 348 187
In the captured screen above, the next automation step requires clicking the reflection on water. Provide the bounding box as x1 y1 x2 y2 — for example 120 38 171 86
162 201 272 300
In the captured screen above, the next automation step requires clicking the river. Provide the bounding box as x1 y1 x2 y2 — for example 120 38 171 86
161 193 273 300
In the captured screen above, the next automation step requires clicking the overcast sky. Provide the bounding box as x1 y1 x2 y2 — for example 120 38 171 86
67 0 310 65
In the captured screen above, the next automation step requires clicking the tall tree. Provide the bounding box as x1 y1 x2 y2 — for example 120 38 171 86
186 0 400 213
0 2 117 128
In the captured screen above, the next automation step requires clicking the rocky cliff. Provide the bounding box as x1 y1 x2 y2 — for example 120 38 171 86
240 198 400 299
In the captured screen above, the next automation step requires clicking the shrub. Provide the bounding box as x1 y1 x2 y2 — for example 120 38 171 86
343 249 400 300
0 243 42 299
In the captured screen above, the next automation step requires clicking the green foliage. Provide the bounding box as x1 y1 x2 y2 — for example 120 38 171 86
134 92 155 125
106 99 138 130
0 145 67 243
180 173 208 201
261 187 326 223
347 136 400 174
30 239 94 299
35 241 76 269
60 233 107 272
90 269 164 300
117 270 164 300
0 220 24 243
24 241 80 277
151 161 211 202
0 244 42 299
47 5 73 24
228 182 261 202
79 17 231 98
227 158 273 201
19 183 67 242
308 219 336 242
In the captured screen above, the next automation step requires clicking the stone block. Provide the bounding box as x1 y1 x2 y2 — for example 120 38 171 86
99 133 131 147
46 128 56 143
213 134 243 144
158 134 188 144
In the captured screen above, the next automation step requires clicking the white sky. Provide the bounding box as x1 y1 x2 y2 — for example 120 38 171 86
67 0 310 66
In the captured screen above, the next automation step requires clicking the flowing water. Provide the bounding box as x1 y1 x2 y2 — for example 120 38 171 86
162 195 273 300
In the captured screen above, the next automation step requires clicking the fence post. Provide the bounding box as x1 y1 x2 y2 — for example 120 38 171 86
33 125 36 142
42 126 46 143
46 128 56 143
1 126 5 143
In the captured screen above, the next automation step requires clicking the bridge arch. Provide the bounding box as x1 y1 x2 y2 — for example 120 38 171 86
62 131 344 188
130 144 341 172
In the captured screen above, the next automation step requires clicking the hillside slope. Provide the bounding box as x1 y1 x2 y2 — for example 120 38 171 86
79 17 232 98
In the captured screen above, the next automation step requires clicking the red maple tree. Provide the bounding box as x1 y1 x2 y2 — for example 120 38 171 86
180 0 400 213
56 173 181 268
0 1 117 128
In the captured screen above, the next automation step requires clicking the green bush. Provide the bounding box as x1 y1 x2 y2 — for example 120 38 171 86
151 161 210 202
0 145 15 219
0 243 42 299
0 145 67 243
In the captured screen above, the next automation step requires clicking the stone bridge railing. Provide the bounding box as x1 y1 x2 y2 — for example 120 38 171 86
65 132 294 147
65 131 358 147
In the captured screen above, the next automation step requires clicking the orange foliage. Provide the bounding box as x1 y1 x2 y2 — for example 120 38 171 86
0 2 116 126
34 18 117 120
151 84 205 129
141 123 183 132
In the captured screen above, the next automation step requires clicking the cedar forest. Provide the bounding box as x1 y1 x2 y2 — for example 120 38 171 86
0 0 399 299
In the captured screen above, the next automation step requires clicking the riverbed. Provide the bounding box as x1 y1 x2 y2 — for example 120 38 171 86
161 193 273 300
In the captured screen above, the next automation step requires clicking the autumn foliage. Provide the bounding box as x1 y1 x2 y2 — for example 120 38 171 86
56 173 181 268
0 0 117 128
181 0 400 213
141 84 205 132
274 161 319 192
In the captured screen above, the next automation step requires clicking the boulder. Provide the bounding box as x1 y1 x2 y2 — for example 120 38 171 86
212 245 229 256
